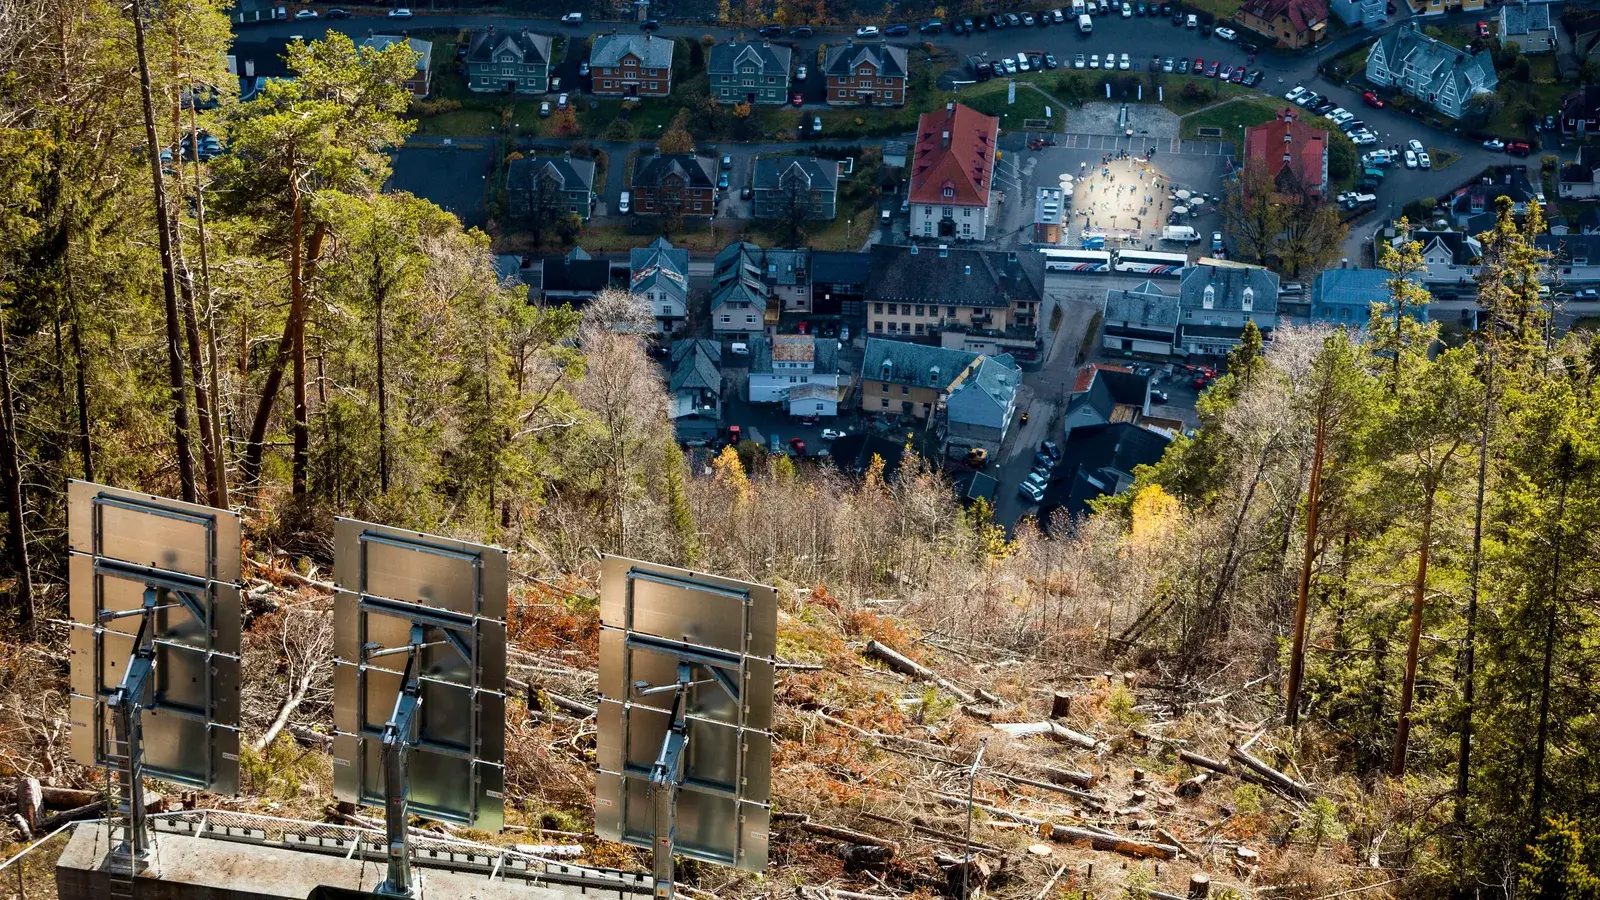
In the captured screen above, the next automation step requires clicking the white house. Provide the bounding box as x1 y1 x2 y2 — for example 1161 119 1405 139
747 335 844 417
1366 22 1498 119
945 354 1021 459
630 237 689 333
1400 230 1483 286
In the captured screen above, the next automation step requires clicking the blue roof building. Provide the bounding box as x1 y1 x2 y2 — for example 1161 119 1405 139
1310 268 1428 328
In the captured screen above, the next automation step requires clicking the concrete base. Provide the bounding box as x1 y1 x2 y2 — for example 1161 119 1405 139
56 826 587 900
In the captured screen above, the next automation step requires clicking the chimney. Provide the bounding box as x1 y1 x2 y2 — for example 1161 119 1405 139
245 58 255 77
939 244 949 257
942 130 951 148
964 264 972 275
1007 251 1017 263
911 244 919 255
946 101 955 113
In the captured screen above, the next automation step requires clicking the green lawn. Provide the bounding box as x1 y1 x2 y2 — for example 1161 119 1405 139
747 198 878 251
1528 55 1559 83
1181 0 1243 19
952 78 1066 126
1179 96 1285 151
1427 147 1462 170
1420 23 1474 49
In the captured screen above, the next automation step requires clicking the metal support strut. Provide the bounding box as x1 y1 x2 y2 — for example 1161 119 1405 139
105 587 163 870
375 625 427 898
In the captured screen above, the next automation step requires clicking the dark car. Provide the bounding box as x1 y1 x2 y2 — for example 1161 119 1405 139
1041 440 1062 460
990 12 1005 27
1135 1 1147 13
1245 69 1264 85
1177 57 1190 72
962 17 975 31
1161 3 1172 13
885 23 910 35
1229 66 1244 82
1312 99 1335 114
758 24 783 37
920 19 942 32
975 15 988 29
326 7 350 17
791 25 815 36
1240 40 1258 53
1044 52 1058 68
953 19 966 32
640 18 660 30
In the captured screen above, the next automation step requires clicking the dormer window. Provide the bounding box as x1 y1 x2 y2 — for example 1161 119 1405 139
1203 284 1216 310
943 186 954 198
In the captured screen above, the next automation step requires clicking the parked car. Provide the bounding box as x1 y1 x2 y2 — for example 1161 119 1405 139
557 92 569 108
1006 12 1021 25
1206 60 1219 76
1120 52 1131 69
1214 25 1236 39
812 115 822 133
640 18 660 30
1186 12 1198 25
856 25 881 36
885 23 910 35
1193 56 1204 73
539 101 551 117
1240 41 1258 53
1177 57 1190 73
618 191 631 214
1044 52 1058 68
326 7 349 17
1021 11 1035 24
789 437 807 456
1162 56 1175 72
792 25 815 36
1285 85 1307 103
561 11 584 23
1041 440 1061 460
1002 56 1018 73
1244 70 1264 85
1054 9 1067 23
1417 151 1431 169
1089 53 1100 68
1135 1 1147 14
1312 99 1335 114
1075 53 1087 68
821 429 847 441
717 171 729 190
1122 1 1132 15
1404 149 1418 168
1019 481 1044 502
1507 140 1532 156
758 24 784 37
293 8 318 18
387 7 412 17
1477 19 1490 37
1483 138 1506 151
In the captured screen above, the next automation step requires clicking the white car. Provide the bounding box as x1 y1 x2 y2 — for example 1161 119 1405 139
1328 108 1352 124
1074 53 1086 68
1018 54 1030 71
1285 86 1307 103
293 8 317 18
1186 13 1198 26
1405 149 1419 169
1122 1 1132 15
812 115 822 133
1019 482 1044 503
1351 132 1378 146
1483 138 1505 150
1294 91 1317 107
1418 151 1432 169
557 92 569 108
821 429 847 441
539 101 551 117
1119 52 1130 70
387 7 412 17
1407 139 1424 153
1214 26 1237 39
856 25 880 36
796 65 807 80
1089 53 1100 68
561 11 584 22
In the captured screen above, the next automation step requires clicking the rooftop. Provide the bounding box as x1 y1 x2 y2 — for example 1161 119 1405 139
910 103 999 208
862 338 979 389
590 32 675 68
866 245 1044 310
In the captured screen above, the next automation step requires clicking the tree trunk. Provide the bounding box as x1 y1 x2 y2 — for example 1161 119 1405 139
131 0 196 501
374 273 389 493
1391 483 1436 777
0 311 35 631
1285 415 1326 727
189 100 228 510
1528 469 1567 834
241 211 325 492
65 238 92 482
1456 342 1493 824
174 219 219 506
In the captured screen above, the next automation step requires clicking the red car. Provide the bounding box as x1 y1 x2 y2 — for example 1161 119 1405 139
1362 90 1384 108
789 437 807 455
1193 57 1205 73
791 93 803 106
1229 66 1245 83
1206 60 1220 77
1476 20 1490 37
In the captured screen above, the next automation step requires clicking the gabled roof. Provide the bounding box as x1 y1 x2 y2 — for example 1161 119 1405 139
632 153 716 190
865 245 1044 310
752 156 839 194
1242 0 1327 31
862 338 978 390
1579 207 1600 233
506 155 596 195
669 339 721 393
228 38 298 78
1535 233 1600 264
1451 168 1538 214
1040 424 1172 526
909 103 999 207
750 336 838 374
466 29 552 67
710 271 769 315
708 40 792 75
823 42 909 78
1563 85 1600 120
1178 265 1282 315
590 32 675 68
1104 282 1182 329
630 239 689 301
951 470 999 503
539 247 611 295
1408 230 1482 265
1311 267 1390 309
1243 111 1328 196
361 35 432 73
1373 23 1498 96
1073 363 1133 394
948 355 1021 419
1502 2 1550 36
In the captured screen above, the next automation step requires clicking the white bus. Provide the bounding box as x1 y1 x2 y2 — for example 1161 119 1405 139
1041 248 1112 273
1115 249 1189 276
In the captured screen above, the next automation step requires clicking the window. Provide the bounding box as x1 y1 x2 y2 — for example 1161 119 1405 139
815 403 825 412
789 376 798 384
922 220 932 236
947 306 956 316
879 382 889 392
914 323 924 335
943 186 955 198
962 223 971 236
502 66 513 75
901 385 909 395
874 302 884 313
916 305 926 316
662 305 672 316
720 315 731 324
882 398 890 408
874 320 883 332
943 206 952 217
963 208 971 218
746 315 757 324
649 82 659 90
925 206 933 215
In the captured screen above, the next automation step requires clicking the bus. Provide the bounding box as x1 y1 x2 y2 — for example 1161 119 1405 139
1115 249 1189 276
1041 248 1112 273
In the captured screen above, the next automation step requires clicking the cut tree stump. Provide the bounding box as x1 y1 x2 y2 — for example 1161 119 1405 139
15 778 41 829
1188 872 1211 900
1051 692 1073 719
1177 773 1210 799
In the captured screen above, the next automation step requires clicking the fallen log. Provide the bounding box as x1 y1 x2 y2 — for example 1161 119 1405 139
1049 825 1179 860
797 886 898 900
864 640 975 703
993 721 1054 739
1038 765 1097 789
1157 827 1195 860
290 725 334 749
38 800 107 832
1049 722 1100 751
859 812 1003 852
546 691 598 719
41 786 99 810
1228 746 1313 799
935 793 1050 831
1177 773 1210 799
1179 751 1231 775
1144 889 1188 900
800 820 901 854
990 770 1103 804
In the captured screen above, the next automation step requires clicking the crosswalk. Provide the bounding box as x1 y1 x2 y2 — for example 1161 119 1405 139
1048 133 1234 156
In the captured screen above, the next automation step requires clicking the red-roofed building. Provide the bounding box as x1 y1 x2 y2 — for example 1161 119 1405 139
1238 0 1328 48
909 102 999 242
1243 109 1329 199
